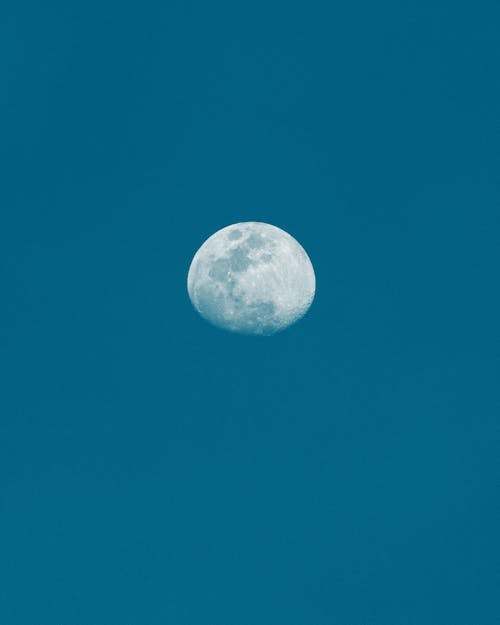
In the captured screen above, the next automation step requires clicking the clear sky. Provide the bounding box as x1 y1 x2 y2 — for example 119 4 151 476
1 1 499 624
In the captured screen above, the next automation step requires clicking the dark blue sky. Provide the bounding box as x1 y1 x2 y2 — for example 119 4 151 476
1 1 499 623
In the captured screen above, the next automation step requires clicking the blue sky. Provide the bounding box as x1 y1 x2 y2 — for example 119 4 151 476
1 1 499 623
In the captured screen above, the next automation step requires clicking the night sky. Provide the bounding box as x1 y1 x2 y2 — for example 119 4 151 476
1 1 499 623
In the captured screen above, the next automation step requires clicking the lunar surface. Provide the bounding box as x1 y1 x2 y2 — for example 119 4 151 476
187 222 315 335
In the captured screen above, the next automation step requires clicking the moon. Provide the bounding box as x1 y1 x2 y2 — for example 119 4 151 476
187 222 316 335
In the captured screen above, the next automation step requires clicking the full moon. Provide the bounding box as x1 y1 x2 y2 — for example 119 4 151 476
187 222 316 335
